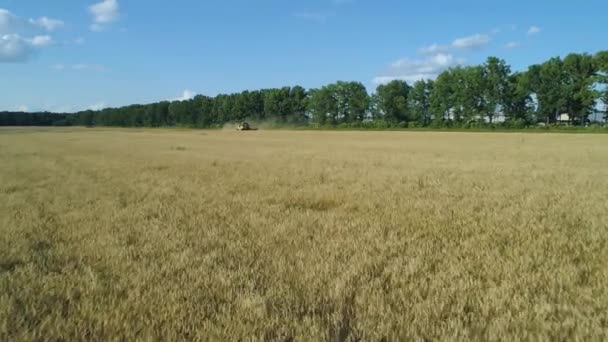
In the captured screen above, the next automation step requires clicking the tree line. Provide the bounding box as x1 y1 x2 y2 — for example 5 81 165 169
2 50 607 129
0 112 73 126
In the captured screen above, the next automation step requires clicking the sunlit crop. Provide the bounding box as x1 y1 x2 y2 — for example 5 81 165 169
1 127 607 340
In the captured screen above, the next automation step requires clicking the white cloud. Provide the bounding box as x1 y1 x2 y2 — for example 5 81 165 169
419 32 492 55
527 26 541 35
90 0 119 23
1 34 33 62
29 17 64 31
419 43 449 54
74 37 85 45
170 90 196 102
293 12 329 22
17 105 28 112
505 41 521 49
89 0 120 31
0 8 20 34
373 53 460 85
28 35 54 47
452 34 491 49
0 9 57 62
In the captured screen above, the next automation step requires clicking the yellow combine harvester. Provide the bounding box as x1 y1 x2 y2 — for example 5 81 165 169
236 122 258 131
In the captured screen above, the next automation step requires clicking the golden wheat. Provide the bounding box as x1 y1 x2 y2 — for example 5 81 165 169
1 127 607 340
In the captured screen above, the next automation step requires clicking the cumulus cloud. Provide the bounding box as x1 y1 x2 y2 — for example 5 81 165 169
419 33 491 55
0 8 20 34
89 0 120 31
170 90 196 102
419 43 449 54
28 17 64 31
3 10 64 33
1 34 34 62
452 34 491 49
527 26 541 35
28 35 54 47
17 105 28 112
373 53 460 85
0 9 58 62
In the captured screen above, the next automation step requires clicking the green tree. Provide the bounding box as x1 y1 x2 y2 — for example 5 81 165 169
409 80 433 125
213 94 234 123
562 53 598 124
289 86 309 124
375 80 410 123
503 72 533 123
337 81 369 123
448 68 467 123
307 87 337 125
450 66 486 124
483 57 511 123
594 51 608 121
246 90 265 120
430 70 455 125
263 88 292 122
307 82 369 125
169 100 190 125
232 91 250 121
81 110 95 126
15 49 606 130
196 96 214 126
528 58 567 124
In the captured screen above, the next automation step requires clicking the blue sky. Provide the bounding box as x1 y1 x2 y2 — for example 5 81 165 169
1 0 606 112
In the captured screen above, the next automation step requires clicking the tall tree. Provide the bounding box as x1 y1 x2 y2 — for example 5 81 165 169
503 72 533 123
430 70 455 124
594 51 608 120
263 88 292 122
338 81 370 122
307 87 337 125
168 100 189 125
451 66 486 123
562 53 598 124
483 57 511 123
374 80 410 123
232 91 250 121
409 80 433 125
289 86 308 123
449 67 467 123
197 96 215 126
528 58 567 124
12 49 607 130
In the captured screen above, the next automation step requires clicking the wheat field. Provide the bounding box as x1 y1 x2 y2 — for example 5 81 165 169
1 127 608 340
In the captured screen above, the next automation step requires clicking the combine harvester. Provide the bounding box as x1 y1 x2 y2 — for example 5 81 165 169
236 122 258 131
